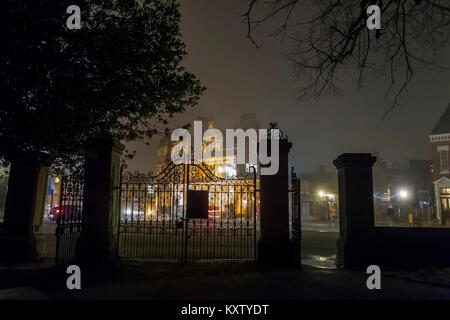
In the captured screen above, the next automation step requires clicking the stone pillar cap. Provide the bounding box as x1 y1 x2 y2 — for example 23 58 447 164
333 153 376 169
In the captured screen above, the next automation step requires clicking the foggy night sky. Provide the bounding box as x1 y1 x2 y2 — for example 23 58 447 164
125 0 450 173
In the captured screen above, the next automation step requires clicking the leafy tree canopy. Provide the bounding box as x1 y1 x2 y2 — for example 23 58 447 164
1 0 205 171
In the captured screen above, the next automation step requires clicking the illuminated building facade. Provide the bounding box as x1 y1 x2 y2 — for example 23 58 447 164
135 114 262 223
429 104 450 224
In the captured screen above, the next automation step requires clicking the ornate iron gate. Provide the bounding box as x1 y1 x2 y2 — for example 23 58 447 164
55 173 84 264
118 163 259 262
290 168 301 266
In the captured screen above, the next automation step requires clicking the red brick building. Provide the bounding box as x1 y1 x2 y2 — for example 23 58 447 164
429 104 450 224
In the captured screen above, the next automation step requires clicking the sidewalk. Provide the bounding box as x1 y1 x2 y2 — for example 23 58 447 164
301 219 339 233
1 261 450 300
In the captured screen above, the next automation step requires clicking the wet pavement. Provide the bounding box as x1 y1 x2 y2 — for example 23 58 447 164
36 219 340 268
2 260 449 300
301 220 338 270
2 225 450 300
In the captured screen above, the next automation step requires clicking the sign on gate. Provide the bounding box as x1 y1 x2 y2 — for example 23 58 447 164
186 190 208 219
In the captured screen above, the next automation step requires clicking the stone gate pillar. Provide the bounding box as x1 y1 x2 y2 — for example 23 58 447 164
333 153 377 269
0 156 48 263
258 138 293 267
76 136 123 266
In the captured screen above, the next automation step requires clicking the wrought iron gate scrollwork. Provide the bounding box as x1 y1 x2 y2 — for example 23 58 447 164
55 171 84 264
118 162 259 262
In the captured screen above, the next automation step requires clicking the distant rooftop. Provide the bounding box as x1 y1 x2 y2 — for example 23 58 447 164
430 103 450 135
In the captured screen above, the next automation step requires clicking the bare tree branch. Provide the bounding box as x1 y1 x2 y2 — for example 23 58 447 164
244 0 450 119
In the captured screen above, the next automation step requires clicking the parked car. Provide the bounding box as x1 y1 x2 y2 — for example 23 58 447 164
208 206 222 220
48 205 82 221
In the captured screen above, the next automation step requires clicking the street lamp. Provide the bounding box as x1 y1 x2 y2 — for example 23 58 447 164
399 189 408 199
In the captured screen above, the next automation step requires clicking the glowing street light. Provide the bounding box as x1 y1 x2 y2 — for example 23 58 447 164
318 190 325 197
399 189 408 199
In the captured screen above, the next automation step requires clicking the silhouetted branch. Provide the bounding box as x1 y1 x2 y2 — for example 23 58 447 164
244 0 450 117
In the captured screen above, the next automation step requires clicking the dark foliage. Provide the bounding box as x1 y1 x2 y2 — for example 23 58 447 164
1 0 205 171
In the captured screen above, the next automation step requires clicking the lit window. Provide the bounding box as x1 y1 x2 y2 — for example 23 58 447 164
225 166 236 178
438 146 449 173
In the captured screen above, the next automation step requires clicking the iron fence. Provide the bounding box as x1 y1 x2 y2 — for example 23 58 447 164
118 162 259 262
55 173 84 264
